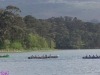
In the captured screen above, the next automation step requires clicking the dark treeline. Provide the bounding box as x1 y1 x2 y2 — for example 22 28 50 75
0 5 100 50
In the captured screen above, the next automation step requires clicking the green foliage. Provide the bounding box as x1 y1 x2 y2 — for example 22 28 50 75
10 42 22 49
27 34 49 49
50 40 56 49
0 41 4 49
38 37 48 48
28 33 40 48
4 39 10 49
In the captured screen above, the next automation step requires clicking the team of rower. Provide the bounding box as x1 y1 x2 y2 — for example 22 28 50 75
31 54 52 58
85 54 99 58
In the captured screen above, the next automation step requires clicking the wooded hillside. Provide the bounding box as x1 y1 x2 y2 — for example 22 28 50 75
0 5 100 50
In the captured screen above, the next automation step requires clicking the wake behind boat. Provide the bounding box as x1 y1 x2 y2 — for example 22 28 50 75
28 54 59 59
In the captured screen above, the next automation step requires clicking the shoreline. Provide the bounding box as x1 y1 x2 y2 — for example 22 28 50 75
0 50 22 53
0 49 59 53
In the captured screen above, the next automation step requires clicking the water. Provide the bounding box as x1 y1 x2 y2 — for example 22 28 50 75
0 49 100 75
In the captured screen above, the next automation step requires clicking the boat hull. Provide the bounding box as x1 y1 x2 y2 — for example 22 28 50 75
0 55 10 58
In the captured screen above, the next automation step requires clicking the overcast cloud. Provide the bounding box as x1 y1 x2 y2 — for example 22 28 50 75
0 0 100 22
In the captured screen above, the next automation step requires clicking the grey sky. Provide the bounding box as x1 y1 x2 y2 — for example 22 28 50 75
0 0 100 21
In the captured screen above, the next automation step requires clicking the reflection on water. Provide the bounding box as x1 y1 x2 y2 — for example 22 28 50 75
0 49 100 75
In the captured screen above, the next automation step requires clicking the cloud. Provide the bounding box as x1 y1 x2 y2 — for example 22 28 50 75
32 0 100 10
1 0 100 21
29 0 100 21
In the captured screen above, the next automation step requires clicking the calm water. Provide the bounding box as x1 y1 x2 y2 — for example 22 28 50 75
0 49 100 75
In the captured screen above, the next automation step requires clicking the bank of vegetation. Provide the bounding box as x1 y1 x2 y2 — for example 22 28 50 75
0 5 100 51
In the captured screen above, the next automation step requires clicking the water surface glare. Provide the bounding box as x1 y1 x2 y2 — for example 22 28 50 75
0 49 100 75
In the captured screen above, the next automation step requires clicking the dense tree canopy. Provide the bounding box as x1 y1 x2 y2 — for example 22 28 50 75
0 5 100 50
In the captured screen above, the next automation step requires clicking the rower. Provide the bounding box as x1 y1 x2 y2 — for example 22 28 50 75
96 54 98 57
92 55 95 57
89 55 91 57
85 55 87 58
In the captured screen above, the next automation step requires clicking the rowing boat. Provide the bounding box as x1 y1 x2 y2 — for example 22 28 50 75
0 55 10 58
28 55 59 59
82 56 100 59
